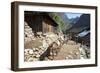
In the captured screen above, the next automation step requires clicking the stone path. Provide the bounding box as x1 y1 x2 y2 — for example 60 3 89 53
53 40 81 60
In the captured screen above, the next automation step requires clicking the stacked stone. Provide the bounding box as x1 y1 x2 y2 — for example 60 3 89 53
24 22 35 43
79 45 90 59
24 46 47 62
24 33 60 62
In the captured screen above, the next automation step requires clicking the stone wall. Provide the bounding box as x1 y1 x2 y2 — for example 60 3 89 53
24 22 35 43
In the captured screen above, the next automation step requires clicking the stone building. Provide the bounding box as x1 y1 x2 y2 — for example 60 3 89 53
24 11 58 34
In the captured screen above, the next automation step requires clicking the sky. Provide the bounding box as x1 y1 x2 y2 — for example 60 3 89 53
65 13 82 19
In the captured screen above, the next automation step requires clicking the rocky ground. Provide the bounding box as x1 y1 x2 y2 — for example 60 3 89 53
54 40 81 60
24 22 90 62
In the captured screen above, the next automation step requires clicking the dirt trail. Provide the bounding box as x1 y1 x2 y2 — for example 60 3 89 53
54 40 81 60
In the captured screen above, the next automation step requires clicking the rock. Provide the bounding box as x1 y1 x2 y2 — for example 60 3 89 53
79 45 90 59
48 56 54 60
67 55 73 59
44 57 50 61
24 21 34 43
37 32 42 35
33 58 39 61
34 51 38 55
35 48 39 51
24 49 30 55
42 39 49 49
35 54 40 58
28 57 38 62
65 57 69 60
29 49 33 55
32 48 36 51
38 50 43 55
28 58 33 62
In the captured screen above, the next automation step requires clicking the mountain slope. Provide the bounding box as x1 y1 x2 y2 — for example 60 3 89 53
56 13 72 30
69 17 79 24
68 14 90 33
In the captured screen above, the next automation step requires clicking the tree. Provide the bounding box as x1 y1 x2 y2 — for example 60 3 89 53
48 13 65 33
